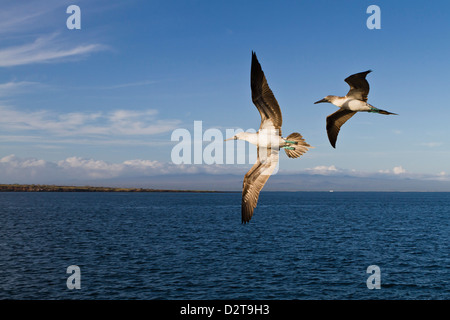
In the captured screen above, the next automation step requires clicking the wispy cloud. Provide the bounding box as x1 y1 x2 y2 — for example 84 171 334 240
0 105 181 141
100 80 158 90
0 0 70 35
0 81 43 97
0 79 158 99
0 1 107 67
420 142 443 148
0 34 106 67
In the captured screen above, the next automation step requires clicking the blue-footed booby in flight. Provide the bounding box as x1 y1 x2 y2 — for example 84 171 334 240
314 70 397 148
225 52 312 223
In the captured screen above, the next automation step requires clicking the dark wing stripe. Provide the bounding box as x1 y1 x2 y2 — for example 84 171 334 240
344 70 372 101
251 52 282 130
326 109 357 148
241 147 278 223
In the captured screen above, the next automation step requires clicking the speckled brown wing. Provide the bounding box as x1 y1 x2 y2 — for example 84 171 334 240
251 51 282 134
241 147 279 223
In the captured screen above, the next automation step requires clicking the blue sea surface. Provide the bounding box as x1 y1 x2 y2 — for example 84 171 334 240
0 192 448 300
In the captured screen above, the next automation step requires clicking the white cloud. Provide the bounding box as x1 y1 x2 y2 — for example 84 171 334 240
0 154 46 167
392 166 406 175
0 154 160 182
0 1 68 35
0 154 57 180
0 105 181 139
305 165 340 175
100 80 157 90
379 165 406 175
0 81 43 97
0 34 106 67
420 142 443 148
0 1 108 67
0 154 245 184
432 171 450 182
1 155 450 190
301 164 416 179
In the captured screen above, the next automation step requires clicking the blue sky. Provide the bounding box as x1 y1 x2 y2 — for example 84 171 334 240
1 0 450 189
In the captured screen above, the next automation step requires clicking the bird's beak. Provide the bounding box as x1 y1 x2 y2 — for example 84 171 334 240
224 137 234 141
314 98 327 104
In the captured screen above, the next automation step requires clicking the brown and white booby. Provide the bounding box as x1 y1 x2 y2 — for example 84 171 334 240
314 70 397 148
225 52 312 223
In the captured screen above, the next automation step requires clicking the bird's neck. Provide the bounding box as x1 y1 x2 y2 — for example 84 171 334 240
237 132 258 145
238 131 281 147
330 96 347 107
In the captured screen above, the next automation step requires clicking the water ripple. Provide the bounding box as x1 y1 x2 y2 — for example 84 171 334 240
0 192 448 300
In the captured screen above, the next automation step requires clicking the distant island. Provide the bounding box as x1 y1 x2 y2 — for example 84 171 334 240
0 184 225 193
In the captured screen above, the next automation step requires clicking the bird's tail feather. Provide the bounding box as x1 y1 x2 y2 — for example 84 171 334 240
283 133 313 158
369 106 398 115
377 109 397 115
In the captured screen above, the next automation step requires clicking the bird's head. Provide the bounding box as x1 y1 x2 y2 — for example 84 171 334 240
314 95 335 104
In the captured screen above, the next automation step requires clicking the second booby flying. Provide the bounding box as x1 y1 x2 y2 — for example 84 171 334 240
314 70 397 148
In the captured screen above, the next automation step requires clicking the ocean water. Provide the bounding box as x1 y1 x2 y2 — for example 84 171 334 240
0 192 448 300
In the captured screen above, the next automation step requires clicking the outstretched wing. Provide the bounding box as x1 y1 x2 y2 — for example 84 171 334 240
241 147 279 223
345 70 372 101
326 109 357 148
251 51 282 133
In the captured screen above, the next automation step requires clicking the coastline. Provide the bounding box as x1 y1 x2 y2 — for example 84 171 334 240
0 184 226 193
